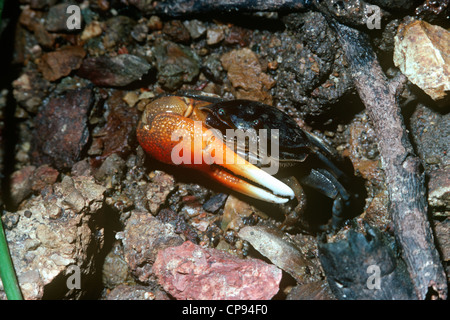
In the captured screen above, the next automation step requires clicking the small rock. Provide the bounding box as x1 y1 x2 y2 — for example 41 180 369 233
122 91 139 107
18 6 56 48
183 20 206 40
224 25 252 47
102 244 133 289
92 91 140 162
121 211 184 283
153 241 282 300
37 46 86 82
12 68 52 114
78 54 151 87
131 22 149 43
361 191 390 228
347 113 384 185
94 153 126 187
1 211 20 230
428 168 450 216
221 195 267 232
71 159 93 177
158 208 198 243
221 48 275 104
81 21 103 41
147 15 163 31
286 281 334 300
410 104 449 172
146 170 176 214
202 193 228 213
153 41 200 91
32 88 93 170
163 20 190 43
10 166 36 207
30 165 59 193
206 25 226 45
45 3 82 32
394 19 450 104
238 225 321 284
102 16 136 50
106 284 170 300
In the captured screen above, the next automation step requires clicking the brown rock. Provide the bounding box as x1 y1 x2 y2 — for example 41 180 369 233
18 6 56 48
121 211 184 283
221 195 267 232
361 191 390 228
37 46 86 81
30 165 59 193
221 48 275 104
78 54 151 87
347 113 384 185
146 170 176 215
153 241 282 300
287 281 334 300
163 20 190 43
224 26 252 47
32 88 93 170
93 153 126 185
10 166 36 207
92 91 140 162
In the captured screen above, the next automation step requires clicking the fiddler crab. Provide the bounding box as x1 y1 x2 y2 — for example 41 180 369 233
137 93 353 230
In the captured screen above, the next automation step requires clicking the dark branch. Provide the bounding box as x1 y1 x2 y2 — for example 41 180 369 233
328 19 447 300
154 0 312 17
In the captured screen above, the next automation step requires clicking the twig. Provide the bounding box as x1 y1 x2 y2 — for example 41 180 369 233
328 19 447 300
154 0 311 16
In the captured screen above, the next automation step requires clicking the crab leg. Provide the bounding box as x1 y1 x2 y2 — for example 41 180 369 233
137 109 294 203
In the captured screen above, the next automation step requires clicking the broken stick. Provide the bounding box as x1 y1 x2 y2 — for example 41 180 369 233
328 19 447 300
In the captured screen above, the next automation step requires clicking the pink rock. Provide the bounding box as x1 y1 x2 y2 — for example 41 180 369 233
153 241 282 300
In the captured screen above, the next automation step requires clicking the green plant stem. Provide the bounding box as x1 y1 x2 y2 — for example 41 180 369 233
0 217 23 300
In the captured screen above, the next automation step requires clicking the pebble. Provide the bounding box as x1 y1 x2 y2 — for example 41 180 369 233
153 241 282 300
78 54 151 87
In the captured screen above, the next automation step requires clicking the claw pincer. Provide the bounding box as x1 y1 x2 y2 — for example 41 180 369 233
136 96 295 204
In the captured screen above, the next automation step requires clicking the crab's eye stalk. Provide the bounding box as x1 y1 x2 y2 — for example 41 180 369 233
252 119 260 127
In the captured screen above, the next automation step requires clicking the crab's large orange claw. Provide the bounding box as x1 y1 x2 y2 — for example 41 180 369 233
137 97 294 204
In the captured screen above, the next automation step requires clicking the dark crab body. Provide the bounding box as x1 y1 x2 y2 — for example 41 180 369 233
137 93 354 229
198 97 352 228
201 99 312 164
